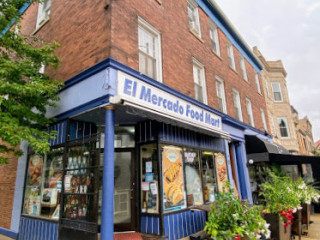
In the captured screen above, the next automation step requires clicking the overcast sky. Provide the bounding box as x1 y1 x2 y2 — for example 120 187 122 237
214 0 320 142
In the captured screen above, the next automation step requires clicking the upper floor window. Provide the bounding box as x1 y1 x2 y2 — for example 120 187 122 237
36 0 51 28
239 55 248 81
255 72 262 94
187 0 201 37
260 108 267 131
271 82 283 102
193 58 207 104
233 89 242 121
227 41 236 70
264 77 270 97
246 98 254 127
215 76 227 113
138 17 162 82
278 117 290 138
209 22 220 56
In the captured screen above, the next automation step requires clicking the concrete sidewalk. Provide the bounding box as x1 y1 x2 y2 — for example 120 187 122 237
300 214 320 240
0 235 13 240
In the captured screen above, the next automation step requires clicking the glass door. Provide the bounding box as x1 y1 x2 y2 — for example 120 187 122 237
114 149 136 231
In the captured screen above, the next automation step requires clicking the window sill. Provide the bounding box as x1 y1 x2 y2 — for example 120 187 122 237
189 29 204 43
32 18 50 35
21 214 59 223
211 50 222 61
228 66 238 75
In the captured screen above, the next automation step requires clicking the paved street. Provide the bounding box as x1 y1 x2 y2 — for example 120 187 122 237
301 214 320 240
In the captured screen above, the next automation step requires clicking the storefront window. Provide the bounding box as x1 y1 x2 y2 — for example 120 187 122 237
140 144 159 213
162 145 186 212
183 148 203 206
23 148 64 219
201 151 219 203
281 165 299 180
302 164 314 183
114 126 135 148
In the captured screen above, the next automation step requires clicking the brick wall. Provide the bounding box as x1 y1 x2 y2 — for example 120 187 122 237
110 0 268 130
0 141 19 229
18 0 268 130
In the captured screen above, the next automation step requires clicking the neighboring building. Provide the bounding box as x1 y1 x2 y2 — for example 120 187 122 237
314 140 320 155
253 47 299 153
1 1 271 240
292 107 315 155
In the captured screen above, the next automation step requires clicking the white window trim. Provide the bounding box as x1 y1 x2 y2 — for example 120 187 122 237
138 17 163 83
192 58 207 104
271 82 283 102
36 0 51 29
240 55 248 81
255 72 262 94
246 98 255 127
187 0 201 37
260 108 268 131
264 77 270 97
215 76 227 114
227 41 236 70
277 117 290 138
233 89 243 121
209 21 220 56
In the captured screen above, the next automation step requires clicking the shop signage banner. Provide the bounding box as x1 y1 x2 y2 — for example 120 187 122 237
116 71 222 132
215 153 228 192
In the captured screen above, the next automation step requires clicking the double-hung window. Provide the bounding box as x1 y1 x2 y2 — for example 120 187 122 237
246 98 254 127
260 108 267 131
187 0 201 37
209 22 220 56
233 89 242 121
138 17 162 82
255 72 262 94
227 41 236 70
240 55 248 81
271 82 283 102
278 117 290 138
193 59 207 104
36 0 51 28
215 77 227 113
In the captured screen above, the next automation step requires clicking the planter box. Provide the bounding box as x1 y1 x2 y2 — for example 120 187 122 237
302 204 311 228
292 209 302 237
264 213 291 240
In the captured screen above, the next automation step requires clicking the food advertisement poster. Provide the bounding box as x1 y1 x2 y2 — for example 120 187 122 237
28 154 43 186
162 146 186 211
215 153 228 192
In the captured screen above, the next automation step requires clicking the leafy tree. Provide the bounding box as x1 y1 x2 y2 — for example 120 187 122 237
0 0 62 164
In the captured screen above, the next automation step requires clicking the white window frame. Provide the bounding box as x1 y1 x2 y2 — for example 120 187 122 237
255 72 262 94
233 89 243 121
187 0 201 37
246 98 254 127
209 21 220 56
271 82 283 102
192 58 207 104
215 76 227 113
138 17 163 82
260 108 268 131
278 117 290 138
240 55 248 81
36 0 51 29
227 41 236 70
264 77 270 97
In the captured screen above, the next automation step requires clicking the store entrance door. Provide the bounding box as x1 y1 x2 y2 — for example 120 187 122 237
114 149 136 231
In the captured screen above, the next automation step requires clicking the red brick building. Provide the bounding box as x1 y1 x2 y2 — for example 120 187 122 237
1 1 271 240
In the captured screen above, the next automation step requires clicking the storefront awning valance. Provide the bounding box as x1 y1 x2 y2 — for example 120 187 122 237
245 135 290 155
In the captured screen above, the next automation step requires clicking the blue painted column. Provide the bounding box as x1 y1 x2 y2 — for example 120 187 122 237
101 105 116 240
235 142 248 200
240 142 253 204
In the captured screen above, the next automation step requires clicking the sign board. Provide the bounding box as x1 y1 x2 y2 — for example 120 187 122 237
115 72 222 132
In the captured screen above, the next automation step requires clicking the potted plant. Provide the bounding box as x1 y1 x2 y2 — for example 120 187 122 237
259 172 300 240
205 182 270 240
294 178 320 229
